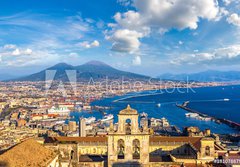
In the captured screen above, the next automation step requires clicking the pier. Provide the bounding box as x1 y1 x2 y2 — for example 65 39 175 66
176 102 240 131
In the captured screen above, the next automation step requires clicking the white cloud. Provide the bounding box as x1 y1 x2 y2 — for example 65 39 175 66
171 45 240 65
178 41 183 45
223 0 232 5
133 0 220 30
223 0 240 6
114 0 221 31
91 40 100 47
76 40 100 49
108 0 222 54
117 0 133 6
12 49 21 56
132 55 142 65
227 13 240 26
10 48 32 56
24 48 32 55
69 52 79 57
2 49 59 67
107 29 143 53
3 44 16 50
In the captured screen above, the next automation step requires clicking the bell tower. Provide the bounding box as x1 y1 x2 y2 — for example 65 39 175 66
108 105 150 166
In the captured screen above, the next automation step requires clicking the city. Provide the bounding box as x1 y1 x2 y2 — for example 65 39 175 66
0 0 240 166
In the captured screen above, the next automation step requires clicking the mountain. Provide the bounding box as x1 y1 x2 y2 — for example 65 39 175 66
10 61 150 81
158 70 240 82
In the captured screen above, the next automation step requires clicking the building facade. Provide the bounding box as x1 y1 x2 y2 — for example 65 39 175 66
45 105 224 167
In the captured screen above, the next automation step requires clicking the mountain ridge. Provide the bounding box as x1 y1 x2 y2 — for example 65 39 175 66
9 61 151 82
158 70 240 82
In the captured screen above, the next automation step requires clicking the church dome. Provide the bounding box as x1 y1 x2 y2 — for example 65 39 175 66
119 104 138 115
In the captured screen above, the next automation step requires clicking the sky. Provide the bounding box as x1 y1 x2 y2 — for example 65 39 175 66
0 0 240 77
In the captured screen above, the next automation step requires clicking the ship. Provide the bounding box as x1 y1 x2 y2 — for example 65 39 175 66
182 101 190 107
156 103 161 107
185 113 199 118
101 114 114 122
85 117 96 124
48 106 70 116
223 98 230 101
55 120 66 124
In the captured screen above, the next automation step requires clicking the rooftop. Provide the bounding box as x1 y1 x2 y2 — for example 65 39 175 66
119 104 138 115
150 136 202 151
45 136 108 143
0 139 56 167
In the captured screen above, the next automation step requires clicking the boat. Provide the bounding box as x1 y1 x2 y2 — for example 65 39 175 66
185 113 199 118
85 117 96 124
48 106 70 116
55 120 66 124
182 101 189 107
223 98 230 101
156 103 161 107
101 114 114 122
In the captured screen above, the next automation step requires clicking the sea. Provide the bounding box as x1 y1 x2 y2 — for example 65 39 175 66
70 85 240 134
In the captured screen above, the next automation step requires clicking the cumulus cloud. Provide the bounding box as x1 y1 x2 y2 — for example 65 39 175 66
76 40 100 49
223 0 240 6
24 48 33 55
132 55 142 65
227 13 240 26
11 48 32 56
171 45 240 65
107 29 143 53
223 0 232 5
133 0 220 30
108 0 223 54
12 48 21 56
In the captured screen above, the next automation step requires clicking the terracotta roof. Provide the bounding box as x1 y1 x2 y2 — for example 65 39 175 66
45 136 108 143
150 136 202 151
0 139 56 167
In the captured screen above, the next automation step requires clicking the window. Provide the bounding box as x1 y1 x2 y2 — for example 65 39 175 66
125 119 131 135
132 139 140 159
205 146 210 156
70 150 74 160
117 139 125 159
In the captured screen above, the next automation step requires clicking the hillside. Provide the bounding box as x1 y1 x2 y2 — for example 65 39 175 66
11 61 150 82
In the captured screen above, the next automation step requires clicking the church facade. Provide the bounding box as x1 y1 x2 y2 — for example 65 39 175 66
45 105 224 167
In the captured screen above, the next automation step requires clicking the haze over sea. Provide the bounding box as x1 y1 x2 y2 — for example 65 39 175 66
71 85 240 134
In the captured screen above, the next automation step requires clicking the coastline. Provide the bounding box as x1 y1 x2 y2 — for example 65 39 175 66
112 84 238 103
101 84 240 134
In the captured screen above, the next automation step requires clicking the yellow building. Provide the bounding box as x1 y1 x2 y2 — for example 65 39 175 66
45 105 224 167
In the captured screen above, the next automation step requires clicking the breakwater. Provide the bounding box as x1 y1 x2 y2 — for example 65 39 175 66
176 103 240 131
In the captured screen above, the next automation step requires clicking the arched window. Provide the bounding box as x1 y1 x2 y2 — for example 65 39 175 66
125 119 131 135
70 150 74 160
132 139 140 159
205 146 210 156
117 139 125 159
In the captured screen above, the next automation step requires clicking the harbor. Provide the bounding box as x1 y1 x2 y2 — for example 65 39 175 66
176 102 240 131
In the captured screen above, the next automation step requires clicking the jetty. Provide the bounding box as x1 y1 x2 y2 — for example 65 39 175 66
176 102 240 131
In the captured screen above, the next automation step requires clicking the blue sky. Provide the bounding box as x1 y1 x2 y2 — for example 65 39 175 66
0 0 240 76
